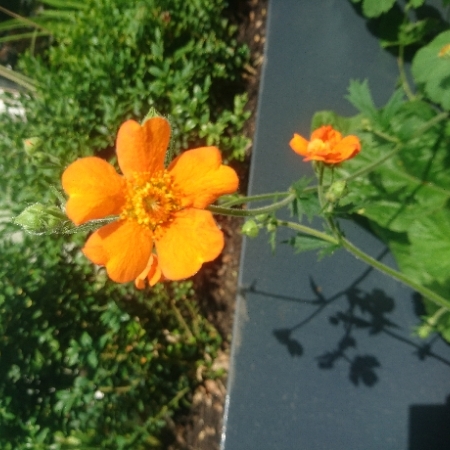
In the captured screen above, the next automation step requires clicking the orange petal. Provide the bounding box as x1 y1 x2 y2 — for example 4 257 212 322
83 220 153 283
62 157 125 225
289 133 309 157
168 146 239 209
311 125 343 145
82 228 108 266
330 135 361 162
155 209 224 280
116 118 170 177
135 254 163 289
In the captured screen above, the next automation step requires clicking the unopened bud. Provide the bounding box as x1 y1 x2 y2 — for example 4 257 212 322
255 214 269 223
325 180 348 203
266 221 278 233
23 137 42 156
14 203 66 235
241 219 259 238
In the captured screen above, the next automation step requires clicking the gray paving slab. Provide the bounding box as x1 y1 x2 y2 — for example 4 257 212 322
222 1 450 449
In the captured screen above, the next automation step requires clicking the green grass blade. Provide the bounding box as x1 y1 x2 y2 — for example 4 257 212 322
0 65 37 92
0 31 49 44
40 0 88 10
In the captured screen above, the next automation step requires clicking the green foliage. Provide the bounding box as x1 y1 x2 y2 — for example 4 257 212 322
0 0 245 445
0 235 221 448
412 30 450 110
1 0 250 212
319 77 450 340
350 0 397 18
284 234 338 256
348 0 447 51
290 178 320 223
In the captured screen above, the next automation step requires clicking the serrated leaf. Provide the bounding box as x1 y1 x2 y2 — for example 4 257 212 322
336 102 450 233
380 90 405 125
346 80 378 121
292 191 320 223
291 177 314 197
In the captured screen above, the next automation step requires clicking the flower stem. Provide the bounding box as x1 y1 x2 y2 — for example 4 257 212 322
220 191 292 208
208 192 296 217
277 220 339 245
277 219 450 311
398 45 415 101
340 237 450 311
345 144 401 182
344 112 448 183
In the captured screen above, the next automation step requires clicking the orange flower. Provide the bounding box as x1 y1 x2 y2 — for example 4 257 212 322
62 117 239 288
289 125 361 164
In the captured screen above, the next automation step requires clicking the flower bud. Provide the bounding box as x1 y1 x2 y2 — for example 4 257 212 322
14 203 67 234
325 180 348 203
241 219 259 238
255 214 269 223
266 221 278 233
23 137 42 157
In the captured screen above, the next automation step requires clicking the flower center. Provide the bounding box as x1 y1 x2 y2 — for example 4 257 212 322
308 139 330 154
121 170 181 233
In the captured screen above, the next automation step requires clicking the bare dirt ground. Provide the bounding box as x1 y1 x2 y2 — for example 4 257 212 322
167 1 268 448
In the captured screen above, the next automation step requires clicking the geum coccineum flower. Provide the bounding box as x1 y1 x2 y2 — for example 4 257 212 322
62 117 239 288
289 125 361 164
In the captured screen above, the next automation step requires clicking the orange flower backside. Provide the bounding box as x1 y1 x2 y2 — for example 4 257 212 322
289 125 361 164
62 117 239 288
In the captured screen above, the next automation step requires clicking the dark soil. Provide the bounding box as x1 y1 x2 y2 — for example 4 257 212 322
167 1 268 449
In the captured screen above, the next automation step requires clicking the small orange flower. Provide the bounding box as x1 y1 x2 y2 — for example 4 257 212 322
289 125 361 164
62 117 239 288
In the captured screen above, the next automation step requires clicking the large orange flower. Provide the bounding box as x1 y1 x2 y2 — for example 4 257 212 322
62 117 239 288
289 125 361 164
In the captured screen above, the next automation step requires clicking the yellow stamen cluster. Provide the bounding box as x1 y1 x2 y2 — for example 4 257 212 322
121 170 181 234
308 139 328 154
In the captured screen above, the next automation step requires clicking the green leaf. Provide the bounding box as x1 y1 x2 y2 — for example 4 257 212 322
346 79 378 121
284 233 337 254
362 0 396 18
291 177 314 197
412 30 450 110
337 101 450 232
409 0 425 7
291 191 320 223
311 110 363 135
380 89 405 126
400 210 450 285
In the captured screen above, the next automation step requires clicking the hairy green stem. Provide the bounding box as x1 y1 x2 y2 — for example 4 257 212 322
316 162 326 210
344 112 448 183
276 220 450 311
398 45 415 101
340 237 450 311
220 191 292 208
276 220 339 245
345 144 401 182
426 306 448 328
208 192 296 217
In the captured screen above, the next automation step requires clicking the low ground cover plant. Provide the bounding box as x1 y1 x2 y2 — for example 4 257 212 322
0 0 249 447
